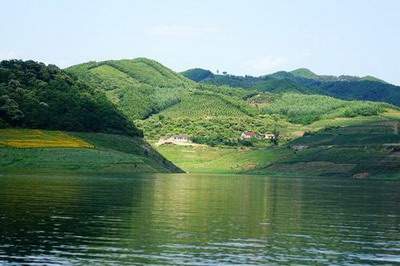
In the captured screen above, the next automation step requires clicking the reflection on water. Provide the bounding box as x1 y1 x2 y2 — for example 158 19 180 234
0 174 399 265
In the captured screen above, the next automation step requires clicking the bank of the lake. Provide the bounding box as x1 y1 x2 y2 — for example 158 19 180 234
156 118 400 179
0 129 182 174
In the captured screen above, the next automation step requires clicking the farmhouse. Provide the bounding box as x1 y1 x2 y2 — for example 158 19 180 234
241 131 258 140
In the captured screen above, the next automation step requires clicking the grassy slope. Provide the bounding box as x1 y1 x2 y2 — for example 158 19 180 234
157 144 288 174
66 58 194 120
156 113 400 178
0 129 93 148
256 118 400 178
0 129 182 174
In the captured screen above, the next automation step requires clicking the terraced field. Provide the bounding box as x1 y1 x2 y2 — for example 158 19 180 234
67 58 193 120
160 92 251 118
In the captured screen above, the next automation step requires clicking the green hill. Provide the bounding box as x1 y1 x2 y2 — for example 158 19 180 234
67 58 195 120
0 60 140 136
181 68 214 82
183 66 400 106
290 68 319 79
0 59 182 174
66 58 396 148
1 57 398 178
66 58 400 178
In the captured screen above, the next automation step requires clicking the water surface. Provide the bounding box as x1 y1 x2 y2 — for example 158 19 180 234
0 174 399 265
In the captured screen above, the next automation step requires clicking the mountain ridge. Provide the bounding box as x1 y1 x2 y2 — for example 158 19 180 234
182 67 400 106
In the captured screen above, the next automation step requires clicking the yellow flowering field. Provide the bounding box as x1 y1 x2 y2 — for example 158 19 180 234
0 129 93 148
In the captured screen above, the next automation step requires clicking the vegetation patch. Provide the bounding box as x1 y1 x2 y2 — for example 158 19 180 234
0 129 93 148
0 130 182 173
183 66 400 107
66 58 193 120
263 93 388 124
155 117 400 178
0 60 140 136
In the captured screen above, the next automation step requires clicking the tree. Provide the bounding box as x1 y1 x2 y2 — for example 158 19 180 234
0 95 24 124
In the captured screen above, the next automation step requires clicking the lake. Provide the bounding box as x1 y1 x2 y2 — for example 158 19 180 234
0 174 399 265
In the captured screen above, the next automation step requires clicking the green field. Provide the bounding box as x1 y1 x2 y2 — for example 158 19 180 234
155 116 400 178
157 144 288 174
0 129 181 174
0 129 93 148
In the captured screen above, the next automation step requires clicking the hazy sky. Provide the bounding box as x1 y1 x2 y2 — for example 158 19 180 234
1 0 399 84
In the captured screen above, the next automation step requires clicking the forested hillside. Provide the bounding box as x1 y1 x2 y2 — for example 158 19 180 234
0 60 141 136
182 67 400 106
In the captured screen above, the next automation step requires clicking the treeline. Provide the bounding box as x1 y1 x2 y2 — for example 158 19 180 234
137 115 288 146
0 60 142 136
262 93 388 124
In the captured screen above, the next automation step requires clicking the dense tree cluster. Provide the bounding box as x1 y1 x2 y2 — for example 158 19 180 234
263 93 387 124
0 60 142 136
137 115 288 147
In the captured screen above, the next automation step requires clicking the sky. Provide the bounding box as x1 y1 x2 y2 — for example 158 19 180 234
1 0 400 84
